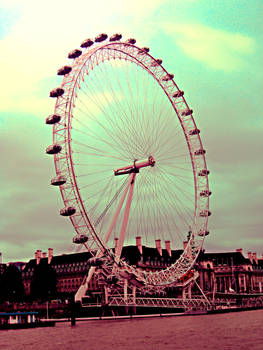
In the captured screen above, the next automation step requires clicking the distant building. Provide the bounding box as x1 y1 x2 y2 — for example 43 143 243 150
197 250 255 294
204 249 263 293
22 249 93 297
20 243 263 299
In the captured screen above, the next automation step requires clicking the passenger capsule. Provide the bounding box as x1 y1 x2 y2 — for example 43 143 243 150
57 66 72 76
60 206 76 216
200 190 212 197
198 169 210 176
181 108 193 116
109 33 122 42
45 114 61 125
172 90 184 98
180 270 194 283
151 59 162 67
68 49 82 59
80 38 94 48
49 87 64 98
162 73 174 82
198 230 210 237
194 149 206 156
126 38 136 44
46 144 62 155
73 234 88 244
95 33 108 42
87 257 104 266
138 47 150 54
200 210 212 217
189 128 200 136
51 175 66 186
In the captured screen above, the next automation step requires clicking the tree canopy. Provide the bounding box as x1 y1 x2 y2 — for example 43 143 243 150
30 261 57 301
0 264 24 301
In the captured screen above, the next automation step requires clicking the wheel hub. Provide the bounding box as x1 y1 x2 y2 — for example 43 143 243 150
114 156 155 176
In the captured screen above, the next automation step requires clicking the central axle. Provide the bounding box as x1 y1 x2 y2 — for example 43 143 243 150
114 156 155 176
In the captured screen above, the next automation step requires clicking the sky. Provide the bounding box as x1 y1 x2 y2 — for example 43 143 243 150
0 0 262 263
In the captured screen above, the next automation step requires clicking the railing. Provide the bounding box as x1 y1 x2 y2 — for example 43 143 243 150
213 295 263 309
108 296 210 310
81 295 263 311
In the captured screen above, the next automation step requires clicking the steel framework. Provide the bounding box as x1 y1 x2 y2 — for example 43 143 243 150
100 295 210 311
47 34 211 295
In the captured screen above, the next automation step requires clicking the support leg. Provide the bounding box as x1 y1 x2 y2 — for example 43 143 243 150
116 173 136 262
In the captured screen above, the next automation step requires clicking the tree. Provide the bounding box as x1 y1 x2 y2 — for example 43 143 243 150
30 260 57 301
1 264 25 301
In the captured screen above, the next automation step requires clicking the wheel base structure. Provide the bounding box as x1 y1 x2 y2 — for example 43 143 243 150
107 295 211 313
79 266 212 314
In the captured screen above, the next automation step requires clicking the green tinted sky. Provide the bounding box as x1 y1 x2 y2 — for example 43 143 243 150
0 0 262 262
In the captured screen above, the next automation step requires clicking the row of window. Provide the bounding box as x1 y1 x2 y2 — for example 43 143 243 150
53 261 89 269
57 277 98 291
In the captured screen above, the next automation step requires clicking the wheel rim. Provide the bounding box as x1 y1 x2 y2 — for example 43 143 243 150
50 40 210 287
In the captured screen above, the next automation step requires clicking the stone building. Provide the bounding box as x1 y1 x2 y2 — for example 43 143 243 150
197 249 263 294
20 242 263 300
22 249 93 298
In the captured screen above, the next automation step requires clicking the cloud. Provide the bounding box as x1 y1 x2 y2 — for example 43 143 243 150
0 0 169 262
162 22 255 71
0 0 262 262
0 0 166 117
0 115 74 262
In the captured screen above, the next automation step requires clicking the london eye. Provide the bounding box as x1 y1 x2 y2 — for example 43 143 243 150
46 33 211 299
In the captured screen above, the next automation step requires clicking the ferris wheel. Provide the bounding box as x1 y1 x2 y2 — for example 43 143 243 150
46 33 211 296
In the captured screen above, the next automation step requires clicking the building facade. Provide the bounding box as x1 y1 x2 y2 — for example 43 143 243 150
19 242 263 300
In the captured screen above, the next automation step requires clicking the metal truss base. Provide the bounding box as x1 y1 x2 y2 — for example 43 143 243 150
108 296 211 311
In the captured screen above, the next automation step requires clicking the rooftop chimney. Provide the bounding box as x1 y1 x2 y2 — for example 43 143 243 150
42 252 47 258
155 239 162 256
48 248 53 264
248 252 253 263
236 248 243 255
136 236 142 254
252 252 258 264
165 240 171 257
36 250 41 265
